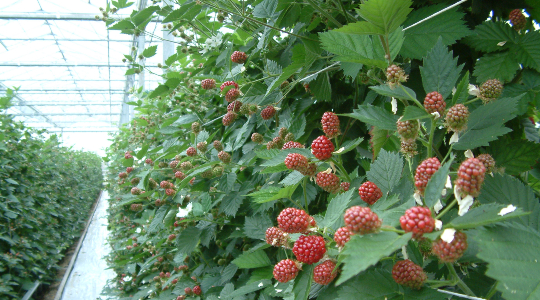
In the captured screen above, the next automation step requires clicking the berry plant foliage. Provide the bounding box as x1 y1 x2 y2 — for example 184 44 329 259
0 90 103 299
102 0 540 299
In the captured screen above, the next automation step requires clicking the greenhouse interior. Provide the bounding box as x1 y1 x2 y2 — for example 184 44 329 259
1 0 540 299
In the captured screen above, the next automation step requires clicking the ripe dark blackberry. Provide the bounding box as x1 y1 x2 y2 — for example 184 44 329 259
231 51 247 64
477 153 495 173
424 91 446 116
227 100 242 112
251 132 264 144
344 206 382 234
293 235 326 264
200 79 216 90
321 112 340 138
213 140 223 151
175 171 186 180
400 206 435 239
261 106 276 120
445 104 469 132
509 9 526 31
455 157 486 197
218 151 231 164
396 118 419 140
313 260 338 285
386 64 408 87
432 231 468 263
316 172 341 193
273 259 300 283
220 80 239 91
225 88 241 102
414 157 441 195
400 140 418 157
311 135 335 160
277 208 311 233
222 112 237 126
284 153 309 173
186 147 197 157
334 226 352 247
392 259 426 290
265 227 288 247
340 182 350 192
479 79 503 103
282 141 304 149
358 181 383 205
196 141 207 153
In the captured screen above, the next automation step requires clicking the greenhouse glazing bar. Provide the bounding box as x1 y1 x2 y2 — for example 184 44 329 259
15 113 121 116
0 62 160 67
0 12 162 22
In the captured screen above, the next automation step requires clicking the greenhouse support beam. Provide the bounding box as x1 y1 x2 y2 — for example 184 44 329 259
15 113 121 116
14 102 123 106
0 62 160 67
0 12 162 22
0 38 136 42
46 129 118 132
16 89 125 92
16 91 125 94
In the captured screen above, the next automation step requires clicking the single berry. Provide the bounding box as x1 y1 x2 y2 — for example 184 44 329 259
201 78 216 90
400 206 435 239
212 165 224 177
340 182 350 192
180 161 193 171
158 162 168 168
392 259 427 290
282 141 304 149
455 157 486 197
266 140 277 150
272 136 284 149
189 177 195 185
193 285 202 295
225 88 241 102
278 127 288 139
414 157 441 195
417 237 433 256
479 79 503 103
186 147 197 157
145 158 153 165
168 234 176 241
277 208 311 233
261 106 276 120
220 81 239 91
284 153 309 173
160 180 172 189
251 132 264 144
169 160 179 169
222 112 237 126
445 104 469 132
273 259 300 283
432 231 468 263
302 163 318 177
213 140 223 151
197 141 207 153
293 235 326 264
477 153 495 173
265 227 288 247
126 167 133 173
231 51 247 64
166 188 175 196
321 112 340 138
175 171 186 179
124 152 133 159
316 172 341 193
334 226 352 247
218 151 231 164
191 122 201 134
400 140 418 157
386 64 408 87
227 100 242 112
131 187 142 195
509 9 526 31
119 172 128 179
344 206 382 234
131 177 140 185
184 287 192 295
280 80 290 90
358 181 383 205
313 260 338 285
311 135 335 160
396 118 419 140
284 132 295 142
424 91 446 116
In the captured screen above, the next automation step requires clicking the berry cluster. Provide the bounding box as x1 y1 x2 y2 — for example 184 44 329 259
231 51 247 64
344 206 382 235
479 79 503 103
316 172 341 193
261 106 276 120
445 104 469 132
509 9 526 31
432 231 468 262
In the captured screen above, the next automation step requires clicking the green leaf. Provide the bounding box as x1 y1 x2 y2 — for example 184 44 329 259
227 280 272 299
108 19 135 31
318 31 386 68
340 62 363 78
311 73 332 102
279 171 304 187
356 0 412 35
122 157 134 167
423 157 453 208
451 71 470 106
292 264 313 300
142 45 158 58
149 84 169 98
488 139 540 175
266 44 305 94
467 21 519 53
343 104 399 131
321 190 354 229
232 249 271 269
473 51 519 83
334 21 385 36
336 137 364 155
369 126 400 158
503 69 540 114
337 232 412 285
244 214 273 240
248 184 299 203
453 96 519 150
370 84 418 102
474 224 540 300
172 114 199 126
366 149 403 194
420 37 464 99
252 0 278 18
338 269 399 299
148 206 168 233
400 106 431 122
175 226 201 254
512 30 540 72
448 203 528 230
132 5 160 26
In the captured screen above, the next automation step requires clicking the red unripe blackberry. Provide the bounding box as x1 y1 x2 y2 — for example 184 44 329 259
479 79 503 103
396 118 419 140
126 167 133 173
386 64 408 86
165 188 175 196
316 172 341 193
414 157 441 195
400 139 418 157
130 203 143 211
197 141 207 153
186 147 197 157
334 226 352 247
445 104 469 132
400 206 435 239
265 227 288 247
272 136 284 149
282 141 304 149
168 234 176 241
145 158 153 165
273 259 300 283
424 91 446 116
171 279 178 284
222 112 237 126
311 135 334 160
169 160 179 169
358 181 383 205
125 153 133 159
180 161 193 171
509 9 526 31
251 132 264 144
193 285 202 295
432 231 468 262
344 206 382 234
340 182 350 192
392 259 427 290
293 235 326 264
184 287 192 295
119 172 128 179
160 180 172 189
220 80 239 91
477 153 495 173
266 140 277 150
213 140 223 151
191 122 201 134
201 78 216 90
175 171 186 180
455 157 486 197
277 208 311 233
231 51 247 64
313 260 338 285
227 100 242 112
261 106 276 120
321 112 340 138
225 88 241 102
218 151 231 164
284 153 309 173
302 163 318 177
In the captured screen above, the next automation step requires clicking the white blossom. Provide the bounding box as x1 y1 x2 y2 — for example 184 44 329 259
434 200 444 214
124 276 132 282
391 98 398 114
468 84 480 96
449 132 459 144
464 149 474 159
401 245 409 260
135 228 141 233
176 202 193 218
441 228 456 243
498 204 517 216
445 176 452 189
414 192 423 205
435 220 443 230
454 185 474 216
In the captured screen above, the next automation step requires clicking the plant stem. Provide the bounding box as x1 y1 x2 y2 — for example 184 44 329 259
426 279 454 288
427 117 436 158
330 157 351 182
463 97 480 105
335 0 350 23
302 178 309 214
305 0 343 28
442 144 453 164
380 226 405 234
447 263 476 296
399 85 424 109
435 198 456 220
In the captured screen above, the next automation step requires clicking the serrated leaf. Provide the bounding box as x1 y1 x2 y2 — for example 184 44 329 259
400 106 431 121
227 280 272 299
232 250 271 269
343 104 399 131
142 45 158 58
172 114 199 126
488 139 540 175
149 84 169 98
292 264 313 300
420 37 464 99
252 0 278 18
356 0 412 35
512 30 540 72
248 184 299 203
219 264 238 285
467 21 519 53
423 157 453 208
337 232 412 285
366 149 403 194
122 157 134 167
448 203 528 230
175 226 201 254
244 214 273 240
334 21 385 36
503 69 540 114
474 224 540 300
473 51 519 83
289 115 306 139
340 62 363 78
451 71 470 106
318 31 386 68
337 269 399 300
370 84 418 102
279 171 304 187
322 190 354 229
369 126 400 158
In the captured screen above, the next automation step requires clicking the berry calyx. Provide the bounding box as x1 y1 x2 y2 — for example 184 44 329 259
479 79 503 103
201 79 216 90
509 9 526 31
316 172 341 193
261 106 276 120
273 259 300 283
313 260 338 285
277 208 311 233
445 104 469 132
265 227 288 247
358 181 383 205
282 141 304 149
414 157 441 195
400 206 435 239
392 259 427 290
225 88 241 102
424 91 446 117
432 231 468 263
455 157 486 197
284 153 309 173
344 206 382 234
477 153 495 173
293 235 326 264
220 81 239 91
396 118 419 140
311 135 334 160
321 112 340 138
231 51 247 64
334 226 352 248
